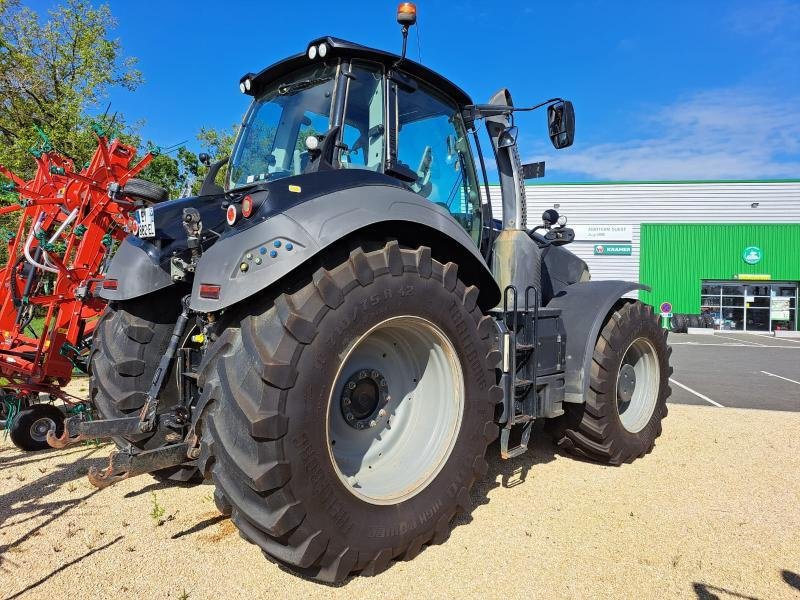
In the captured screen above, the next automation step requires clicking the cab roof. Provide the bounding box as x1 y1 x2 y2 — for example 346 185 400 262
240 36 473 107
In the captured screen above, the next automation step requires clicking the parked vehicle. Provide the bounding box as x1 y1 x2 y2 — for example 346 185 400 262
49 4 671 581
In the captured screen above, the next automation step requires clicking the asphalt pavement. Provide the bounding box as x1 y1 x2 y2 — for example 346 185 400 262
667 331 800 411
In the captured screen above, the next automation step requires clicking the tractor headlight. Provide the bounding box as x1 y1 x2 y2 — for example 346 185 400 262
318 42 328 58
307 45 317 60
244 78 251 92
239 81 246 93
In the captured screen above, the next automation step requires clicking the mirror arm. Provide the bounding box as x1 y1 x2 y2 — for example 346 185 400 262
463 97 564 122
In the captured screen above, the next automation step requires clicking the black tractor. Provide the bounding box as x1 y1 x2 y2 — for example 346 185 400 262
50 4 671 582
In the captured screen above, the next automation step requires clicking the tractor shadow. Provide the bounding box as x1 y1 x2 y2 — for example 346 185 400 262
0 443 110 559
454 420 560 529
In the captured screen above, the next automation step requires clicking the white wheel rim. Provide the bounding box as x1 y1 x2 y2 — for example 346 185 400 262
327 316 464 505
616 337 660 433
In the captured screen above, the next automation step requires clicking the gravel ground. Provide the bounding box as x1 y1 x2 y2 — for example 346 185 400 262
1 388 798 599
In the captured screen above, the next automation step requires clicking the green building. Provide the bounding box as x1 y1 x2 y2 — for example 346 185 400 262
490 180 800 332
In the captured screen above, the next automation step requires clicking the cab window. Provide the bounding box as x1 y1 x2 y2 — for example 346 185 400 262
339 61 385 172
396 81 482 243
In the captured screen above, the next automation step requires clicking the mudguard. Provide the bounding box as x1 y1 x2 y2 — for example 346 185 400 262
189 183 499 312
547 280 649 403
99 236 174 301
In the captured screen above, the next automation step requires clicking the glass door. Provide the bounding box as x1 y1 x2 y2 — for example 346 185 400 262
770 284 797 331
701 280 798 331
744 284 770 331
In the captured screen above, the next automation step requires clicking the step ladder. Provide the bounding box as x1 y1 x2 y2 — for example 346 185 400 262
498 285 540 459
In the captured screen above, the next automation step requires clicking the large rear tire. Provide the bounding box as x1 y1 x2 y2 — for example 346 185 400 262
556 301 671 465
90 291 200 482
199 242 500 582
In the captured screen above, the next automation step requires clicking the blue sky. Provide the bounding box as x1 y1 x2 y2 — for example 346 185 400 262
27 0 800 181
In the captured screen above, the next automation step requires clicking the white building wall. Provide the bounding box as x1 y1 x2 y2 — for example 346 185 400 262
488 181 800 294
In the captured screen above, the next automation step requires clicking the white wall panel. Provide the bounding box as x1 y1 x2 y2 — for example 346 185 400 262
488 182 800 296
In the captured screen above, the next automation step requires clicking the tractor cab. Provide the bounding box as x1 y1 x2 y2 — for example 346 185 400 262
232 37 488 248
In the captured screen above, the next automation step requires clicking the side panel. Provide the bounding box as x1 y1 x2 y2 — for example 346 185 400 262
547 280 648 403
190 185 500 312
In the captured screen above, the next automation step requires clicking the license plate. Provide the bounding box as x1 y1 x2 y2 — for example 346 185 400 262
135 207 155 238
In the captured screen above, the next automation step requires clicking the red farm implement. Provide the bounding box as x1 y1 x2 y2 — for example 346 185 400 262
0 134 159 450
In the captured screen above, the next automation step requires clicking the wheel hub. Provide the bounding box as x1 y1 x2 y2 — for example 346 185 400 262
617 363 637 404
30 416 55 442
340 369 388 430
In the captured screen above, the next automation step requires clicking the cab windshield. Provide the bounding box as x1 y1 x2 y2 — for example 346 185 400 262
227 64 336 190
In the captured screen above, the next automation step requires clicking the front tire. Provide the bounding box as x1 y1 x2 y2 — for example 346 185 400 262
200 242 500 582
556 301 671 465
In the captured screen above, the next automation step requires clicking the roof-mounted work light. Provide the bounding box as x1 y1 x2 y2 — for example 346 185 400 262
307 42 329 60
239 73 255 95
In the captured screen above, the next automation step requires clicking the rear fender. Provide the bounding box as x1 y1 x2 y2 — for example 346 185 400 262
189 185 500 312
98 236 174 301
547 281 649 403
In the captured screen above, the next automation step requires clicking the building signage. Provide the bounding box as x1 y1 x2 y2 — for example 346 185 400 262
733 274 771 280
573 224 632 242
770 297 791 321
742 246 763 265
594 244 632 256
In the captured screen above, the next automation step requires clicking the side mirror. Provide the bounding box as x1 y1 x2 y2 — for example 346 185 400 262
497 126 518 148
198 152 211 167
542 208 560 226
547 100 575 149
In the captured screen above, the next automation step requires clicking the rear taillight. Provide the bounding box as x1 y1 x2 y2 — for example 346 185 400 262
226 204 240 226
199 284 221 299
102 279 118 290
241 195 254 218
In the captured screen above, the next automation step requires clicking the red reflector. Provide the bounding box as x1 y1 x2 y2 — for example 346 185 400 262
226 204 238 225
199 284 221 300
241 195 254 218
102 279 118 290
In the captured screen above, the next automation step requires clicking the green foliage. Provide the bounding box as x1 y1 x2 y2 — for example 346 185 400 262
0 0 243 201
135 124 239 198
0 0 143 180
138 152 183 198
191 124 239 195
149 492 166 525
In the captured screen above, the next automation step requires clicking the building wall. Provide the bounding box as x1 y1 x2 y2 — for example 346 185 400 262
639 223 800 315
488 181 800 295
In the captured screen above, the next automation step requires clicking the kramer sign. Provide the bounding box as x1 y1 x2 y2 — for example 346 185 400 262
594 244 632 256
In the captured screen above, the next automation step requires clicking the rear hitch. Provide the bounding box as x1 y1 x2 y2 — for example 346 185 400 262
88 442 195 488
46 297 194 450
47 413 144 448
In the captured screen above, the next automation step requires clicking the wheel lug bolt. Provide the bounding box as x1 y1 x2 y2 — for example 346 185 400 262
346 413 354 421
359 370 367 379
348 381 356 390
378 409 386 417
369 420 376 427
371 370 379 378
343 398 351 406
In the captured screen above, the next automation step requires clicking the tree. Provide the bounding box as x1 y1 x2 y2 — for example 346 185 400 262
180 124 239 196
0 0 142 179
